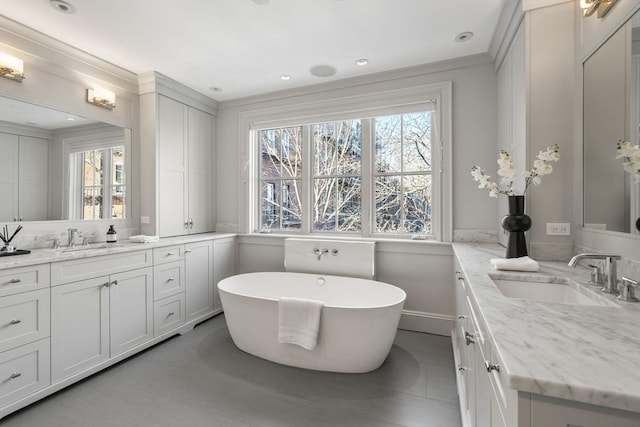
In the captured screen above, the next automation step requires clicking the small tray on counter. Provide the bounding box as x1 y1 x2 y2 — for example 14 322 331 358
0 249 31 257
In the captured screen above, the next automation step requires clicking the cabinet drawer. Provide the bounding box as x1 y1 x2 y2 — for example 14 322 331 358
0 264 50 297
51 250 152 286
154 294 185 336
153 261 185 301
0 289 50 351
0 338 51 408
153 245 185 264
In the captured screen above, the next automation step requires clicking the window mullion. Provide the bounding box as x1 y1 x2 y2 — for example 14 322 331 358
302 125 312 234
361 118 372 237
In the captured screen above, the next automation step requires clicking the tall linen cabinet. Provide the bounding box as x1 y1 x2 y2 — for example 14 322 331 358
139 72 218 237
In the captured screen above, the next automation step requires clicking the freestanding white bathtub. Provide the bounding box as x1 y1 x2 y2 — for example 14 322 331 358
218 272 406 373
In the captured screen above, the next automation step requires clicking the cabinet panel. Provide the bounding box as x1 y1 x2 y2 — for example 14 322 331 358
109 268 153 357
153 260 185 301
0 289 50 350
0 338 50 408
51 276 110 383
0 264 50 297
187 106 213 234
185 240 213 321
213 237 236 310
530 394 639 427
51 250 152 286
153 245 184 264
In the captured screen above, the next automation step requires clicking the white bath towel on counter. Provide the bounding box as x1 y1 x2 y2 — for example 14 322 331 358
490 256 539 272
129 235 160 243
278 297 324 350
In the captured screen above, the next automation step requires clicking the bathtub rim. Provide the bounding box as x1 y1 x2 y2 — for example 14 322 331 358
218 271 406 310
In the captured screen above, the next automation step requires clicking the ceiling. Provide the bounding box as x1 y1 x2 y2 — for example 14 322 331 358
0 0 507 102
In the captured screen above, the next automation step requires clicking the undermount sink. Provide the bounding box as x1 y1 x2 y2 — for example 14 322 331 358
57 243 122 253
489 275 617 307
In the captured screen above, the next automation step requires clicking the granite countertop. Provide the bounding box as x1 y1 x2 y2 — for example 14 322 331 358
0 232 237 269
452 243 640 414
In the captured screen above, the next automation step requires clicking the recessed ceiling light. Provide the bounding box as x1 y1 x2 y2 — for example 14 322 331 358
50 0 76 14
209 87 222 92
66 117 75 121
455 32 474 42
356 58 369 66
280 75 291 81
310 64 337 78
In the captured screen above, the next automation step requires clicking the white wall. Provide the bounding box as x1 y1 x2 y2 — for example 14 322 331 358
216 55 499 236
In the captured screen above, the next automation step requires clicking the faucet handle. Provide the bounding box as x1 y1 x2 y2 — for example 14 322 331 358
617 277 639 302
587 264 604 287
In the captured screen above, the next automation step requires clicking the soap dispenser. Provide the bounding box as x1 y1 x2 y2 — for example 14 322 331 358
106 225 117 243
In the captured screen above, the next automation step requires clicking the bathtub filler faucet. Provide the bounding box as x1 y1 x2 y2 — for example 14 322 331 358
312 248 329 261
568 253 622 294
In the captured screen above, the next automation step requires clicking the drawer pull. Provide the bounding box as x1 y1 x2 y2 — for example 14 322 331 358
9 319 21 325
457 365 466 372
9 278 21 284
10 372 21 379
167 312 175 317
167 252 176 256
464 331 476 346
111 280 118 286
485 361 500 373
167 277 175 282
185 249 192 254
457 315 467 319
103 282 110 287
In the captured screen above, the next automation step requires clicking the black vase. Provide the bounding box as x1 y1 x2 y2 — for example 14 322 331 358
501 195 531 258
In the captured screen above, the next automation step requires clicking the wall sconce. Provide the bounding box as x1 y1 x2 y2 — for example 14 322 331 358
0 53 25 82
86 87 116 110
580 0 619 18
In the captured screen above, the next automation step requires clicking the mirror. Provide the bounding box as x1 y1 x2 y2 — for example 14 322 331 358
0 97 131 222
583 10 640 234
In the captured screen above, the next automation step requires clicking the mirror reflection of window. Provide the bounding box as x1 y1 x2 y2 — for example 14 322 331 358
69 144 126 220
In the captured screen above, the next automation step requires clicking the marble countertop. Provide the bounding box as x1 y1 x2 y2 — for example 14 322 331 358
0 233 237 269
452 243 640 414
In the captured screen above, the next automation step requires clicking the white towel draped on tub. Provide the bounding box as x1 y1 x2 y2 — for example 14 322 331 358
278 297 324 350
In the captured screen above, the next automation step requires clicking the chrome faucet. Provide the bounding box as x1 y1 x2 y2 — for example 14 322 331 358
568 253 621 294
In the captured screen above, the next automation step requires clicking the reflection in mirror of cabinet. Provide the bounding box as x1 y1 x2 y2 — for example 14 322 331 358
583 10 640 234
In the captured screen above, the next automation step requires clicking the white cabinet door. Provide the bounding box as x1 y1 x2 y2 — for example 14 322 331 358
18 136 48 222
158 95 188 237
109 268 153 357
213 237 236 310
0 132 19 222
187 106 213 234
185 240 213 321
51 276 110 383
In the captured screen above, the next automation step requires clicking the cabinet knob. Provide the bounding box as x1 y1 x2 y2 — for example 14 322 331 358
484 361 500 372
10 372 21 379
111 280 118 286
457 315 467 319
9 278 21 284
185 249 192 254
103 282 110 287
167 277 175 282
167 252 175 256
457 365 467 372
167 312 175 317
9 319 21 325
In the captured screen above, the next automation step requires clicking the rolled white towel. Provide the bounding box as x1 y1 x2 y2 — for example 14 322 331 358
490 256 539 272
278 297 324 350
129 235 160 243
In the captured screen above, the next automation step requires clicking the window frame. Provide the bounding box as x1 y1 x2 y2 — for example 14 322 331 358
241 82 452 241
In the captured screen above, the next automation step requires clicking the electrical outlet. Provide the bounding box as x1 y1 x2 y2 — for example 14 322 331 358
546 223 570 236
141 216 150 224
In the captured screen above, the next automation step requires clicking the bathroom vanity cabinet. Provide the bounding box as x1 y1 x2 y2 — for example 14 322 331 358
0 233 236 420
452 244 640 427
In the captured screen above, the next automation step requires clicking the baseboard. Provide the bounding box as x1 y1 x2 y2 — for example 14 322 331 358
398 310 453 336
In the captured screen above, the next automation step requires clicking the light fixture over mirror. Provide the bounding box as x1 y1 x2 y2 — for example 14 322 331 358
87 87 116 110
0 53 25 82
580 0 619 18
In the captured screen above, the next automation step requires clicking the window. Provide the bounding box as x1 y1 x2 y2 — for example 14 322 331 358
255 109 437 237
247 83 450 240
